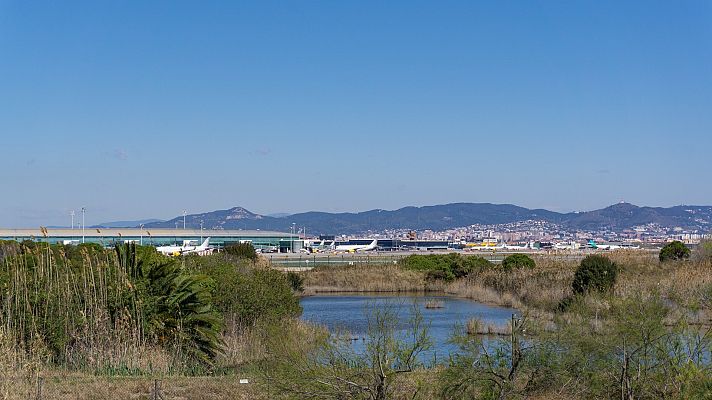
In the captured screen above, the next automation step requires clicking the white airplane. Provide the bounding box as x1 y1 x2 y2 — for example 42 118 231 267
554 241 580 250
475 242 507 251
587 240 621 250
157 238 211 256
503 242 531 250
331 239 378 253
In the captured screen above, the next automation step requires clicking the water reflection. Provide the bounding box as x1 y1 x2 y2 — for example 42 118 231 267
300 293 519 360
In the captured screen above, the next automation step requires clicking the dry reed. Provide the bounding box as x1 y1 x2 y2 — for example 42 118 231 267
466 317 511 336
424 299 444 309
302 264 432 294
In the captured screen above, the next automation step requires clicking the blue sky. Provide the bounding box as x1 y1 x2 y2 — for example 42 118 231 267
1 1 711 226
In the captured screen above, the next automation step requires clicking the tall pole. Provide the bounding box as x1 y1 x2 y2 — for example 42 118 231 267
81 207 85 244
70 210 75 229
140 224 144 246
292 222 296 253
183 210 187 230
200 220 204 242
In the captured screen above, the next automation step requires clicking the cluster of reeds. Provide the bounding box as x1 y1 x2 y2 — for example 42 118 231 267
465 317 511 336
303 264 432 293
424 299 444 309
0 241 192 375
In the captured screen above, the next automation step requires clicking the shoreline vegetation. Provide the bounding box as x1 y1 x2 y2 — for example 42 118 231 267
0 239 711 398
302 252 712 327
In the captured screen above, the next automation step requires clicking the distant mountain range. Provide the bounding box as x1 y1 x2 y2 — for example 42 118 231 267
142 203 712 234
93 219 164 228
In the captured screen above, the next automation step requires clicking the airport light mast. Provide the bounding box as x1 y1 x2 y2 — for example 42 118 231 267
70 210 75 229
81 207 85 244
183 210 187 230
140 224 144 246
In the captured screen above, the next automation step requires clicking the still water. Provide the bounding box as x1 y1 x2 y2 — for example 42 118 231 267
300 293 518 360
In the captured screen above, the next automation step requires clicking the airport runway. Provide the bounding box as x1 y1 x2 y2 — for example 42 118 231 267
266 249 657 269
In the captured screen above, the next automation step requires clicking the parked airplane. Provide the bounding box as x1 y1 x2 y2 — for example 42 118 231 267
554 241 581 250
503 242 532 250
157 238 211 256
587 240 621 250
331 239 378 253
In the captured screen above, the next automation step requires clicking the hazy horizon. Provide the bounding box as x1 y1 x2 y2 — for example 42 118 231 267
2 1 711 227
8 200 711 229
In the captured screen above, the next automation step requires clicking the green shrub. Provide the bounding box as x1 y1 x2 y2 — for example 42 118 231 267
184 255 302 323
572 255 618 295
462 255 495 275
286 271 305 292
501 254 535 271
659 240 690 262
224 242 257 261
399 253 493 282
425 268 456 282
230 268 302 324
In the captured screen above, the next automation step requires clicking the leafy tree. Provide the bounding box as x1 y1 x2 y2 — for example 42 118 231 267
440 315 534 399
501 254 535 271
572 255 618 295
116 244 224 367
261 302 432 400
144 260 224 366
659 240 691 262
547 294 712 399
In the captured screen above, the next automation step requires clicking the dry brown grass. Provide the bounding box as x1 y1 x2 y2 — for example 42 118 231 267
424 299 444 309
607 252 712 325
302 251 712 321
0 325 269 399
217 318 268 369
15 374 264 400
466 317 511 336
446 258 576 311
303 264 433 294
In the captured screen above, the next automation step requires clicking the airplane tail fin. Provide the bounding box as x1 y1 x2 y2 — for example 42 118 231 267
200 237 210 248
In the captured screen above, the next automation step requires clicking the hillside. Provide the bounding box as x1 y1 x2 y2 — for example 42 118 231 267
143 203 712 234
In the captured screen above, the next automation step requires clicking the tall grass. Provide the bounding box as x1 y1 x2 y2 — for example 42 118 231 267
302 264 434 294
0 242 168 373
0 241 224 375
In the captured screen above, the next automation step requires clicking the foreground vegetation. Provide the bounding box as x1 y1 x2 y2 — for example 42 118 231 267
0 240 298 398
1 240 711 398
293 248 712 399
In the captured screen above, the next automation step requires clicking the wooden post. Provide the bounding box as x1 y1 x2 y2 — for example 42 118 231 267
152 379 163 400
36 376 43 400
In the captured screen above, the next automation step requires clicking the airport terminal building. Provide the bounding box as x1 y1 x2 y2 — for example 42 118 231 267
0 228 303 252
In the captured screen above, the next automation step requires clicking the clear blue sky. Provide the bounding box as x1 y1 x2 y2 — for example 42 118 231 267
1 1 711 227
